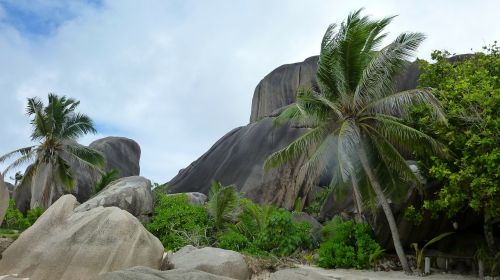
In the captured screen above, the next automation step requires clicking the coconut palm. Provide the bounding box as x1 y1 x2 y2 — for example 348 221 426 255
0 94 105 209
265 9 447 273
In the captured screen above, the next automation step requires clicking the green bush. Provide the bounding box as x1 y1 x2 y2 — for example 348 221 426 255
318 217 383 269
26 207 44 226
147 193 214 251
2 200 29 230
217 199 312 256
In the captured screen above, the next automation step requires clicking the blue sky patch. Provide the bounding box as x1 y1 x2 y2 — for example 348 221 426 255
0 0 103 37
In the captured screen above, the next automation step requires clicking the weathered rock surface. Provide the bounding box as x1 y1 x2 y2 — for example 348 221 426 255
4 182 14 199
0 178 8 226
168 118 312 208
270 268 331 280
0 238 13 259
250 56 419 122
93 267 236 280
171 246 250 280
13 137 141 213
75 176 153 221
0 195 163 280
89 137 141 177
250 56 319 122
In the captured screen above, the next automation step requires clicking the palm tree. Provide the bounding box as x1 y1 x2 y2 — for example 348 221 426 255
265 10 447 273
0 94 105 209
207 181 239 229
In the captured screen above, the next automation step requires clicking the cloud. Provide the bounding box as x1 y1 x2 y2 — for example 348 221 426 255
0 0 499 184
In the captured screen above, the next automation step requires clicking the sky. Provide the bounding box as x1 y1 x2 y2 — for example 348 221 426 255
0 0 498 184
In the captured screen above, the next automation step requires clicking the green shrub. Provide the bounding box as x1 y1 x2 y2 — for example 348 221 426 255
217 199 312 256
2 200 29 230
207 181 239 229
26 207 44 225
147 193 214 251
318 217 383 269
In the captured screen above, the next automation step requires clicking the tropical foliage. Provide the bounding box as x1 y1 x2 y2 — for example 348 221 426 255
0 94 105 209
318 217 384 269
147 193 214 251
413 44 500 255
265 9 448 272
1 199 44 231
94 168 119 194
207 181 239 229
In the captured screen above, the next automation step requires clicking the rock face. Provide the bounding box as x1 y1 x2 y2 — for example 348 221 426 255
250 56 319 122
0 195 164 280
249 56 419 122
171 246 250 280
13 137 141 213
0 178 8 226
89 137 141 177
75 176 153 221
168 118 312 208
94 267 236 280
0 238 13 259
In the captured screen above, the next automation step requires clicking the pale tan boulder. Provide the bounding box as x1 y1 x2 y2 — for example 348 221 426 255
0 175 8 226
0 195 164 280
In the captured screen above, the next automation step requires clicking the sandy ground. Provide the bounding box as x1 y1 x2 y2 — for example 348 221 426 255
295 265 479 280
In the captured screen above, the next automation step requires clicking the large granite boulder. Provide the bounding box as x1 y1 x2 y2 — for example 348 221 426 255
0 177 8 226
13 137 141 213
89 137 141 177
170 246 250 280
93 267 236 280
167 192 207 206
75 176 153 221
249 56 419 122
168 118 313 209
0 195 164 280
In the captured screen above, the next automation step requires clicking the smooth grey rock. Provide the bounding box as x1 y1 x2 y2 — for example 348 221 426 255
293 212 322 245
0 238 14 259
89 137 141 177
271 268 331 280
167 192 207 205
0 275 29 280
171 246 250 280
75 176 153 220
93 267 236 280
0 195 164 280
168 118 312 209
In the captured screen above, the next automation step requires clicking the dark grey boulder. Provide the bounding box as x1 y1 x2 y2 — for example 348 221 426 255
168 117 314 209
89 137 141 177
93 267 236 280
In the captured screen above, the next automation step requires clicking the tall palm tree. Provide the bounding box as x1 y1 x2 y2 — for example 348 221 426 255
0 94 105 209
265 10 447 273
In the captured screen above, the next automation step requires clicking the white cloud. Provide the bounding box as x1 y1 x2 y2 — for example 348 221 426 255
0 0 498 183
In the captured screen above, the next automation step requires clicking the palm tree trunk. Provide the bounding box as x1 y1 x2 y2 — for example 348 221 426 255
351 176 364 223
357 145 411 273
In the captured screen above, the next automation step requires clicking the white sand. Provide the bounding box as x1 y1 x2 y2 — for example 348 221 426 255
296 264 479 280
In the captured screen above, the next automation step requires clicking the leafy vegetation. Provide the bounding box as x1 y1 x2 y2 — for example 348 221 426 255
318 217 384 269
94 168 119 194
147 193 214 251
264 9 447 272
411 232 454 273
207 181 239 229
217 199 312 256
414 43 499 255
0 94 105 209
1 199 44 231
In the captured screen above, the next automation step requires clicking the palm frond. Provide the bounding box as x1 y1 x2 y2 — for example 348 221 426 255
264 124 328 170
64 144 105 173
362 123 419 182
298 134 336 179
56 156 75 192
3 150 36 175
0 146 36 164
207 181 239 229
354 32 426 108
60 113 97 139
335 119 361 181
361 88 447 123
